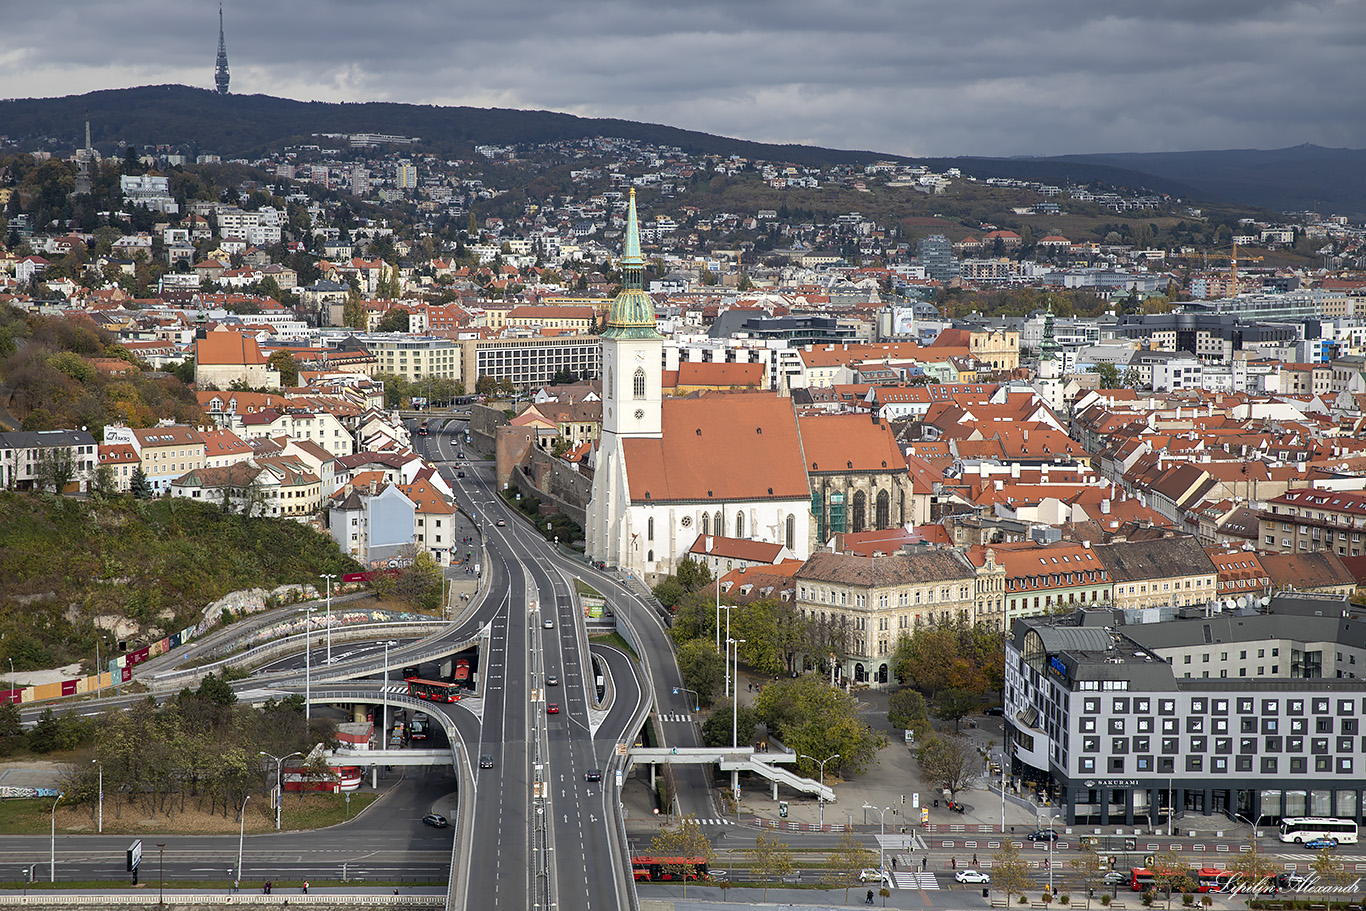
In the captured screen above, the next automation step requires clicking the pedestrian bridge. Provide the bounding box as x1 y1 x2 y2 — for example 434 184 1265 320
332 748 455 766
628 747 834 801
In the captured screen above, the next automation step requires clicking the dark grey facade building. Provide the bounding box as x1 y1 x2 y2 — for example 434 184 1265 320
1005 594 1366 826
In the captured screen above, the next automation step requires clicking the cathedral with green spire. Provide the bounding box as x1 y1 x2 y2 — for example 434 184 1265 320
601 189 662 340
588 188 664 570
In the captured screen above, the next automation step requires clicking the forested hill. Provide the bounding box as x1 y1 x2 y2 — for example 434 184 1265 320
2 85 1363 213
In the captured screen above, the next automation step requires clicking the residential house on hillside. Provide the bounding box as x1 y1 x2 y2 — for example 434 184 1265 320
194 328 280 390
0 429 98 492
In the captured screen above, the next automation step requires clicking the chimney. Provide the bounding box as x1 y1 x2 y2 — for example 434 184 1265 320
1101 499 1111 514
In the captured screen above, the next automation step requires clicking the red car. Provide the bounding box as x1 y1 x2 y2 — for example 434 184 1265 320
547 703 560 714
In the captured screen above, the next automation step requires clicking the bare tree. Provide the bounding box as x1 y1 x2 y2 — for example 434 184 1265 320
915 735 979 799
992 838 1033 902
827 830 878 903
749 832 795 902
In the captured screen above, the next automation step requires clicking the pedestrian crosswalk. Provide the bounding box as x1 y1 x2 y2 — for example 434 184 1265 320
1276 853 1321 861
891 872 939 890
658 713 693 723
694 817 734 826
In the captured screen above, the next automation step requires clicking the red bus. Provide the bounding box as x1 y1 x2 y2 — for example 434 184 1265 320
283 765 362 793
408 678 462 703
1131 867 1202 893
1195 868 1233 893
453 657 470 683
631 856 708 882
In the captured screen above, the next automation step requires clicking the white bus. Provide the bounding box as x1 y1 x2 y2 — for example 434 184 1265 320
1278 817 1359 844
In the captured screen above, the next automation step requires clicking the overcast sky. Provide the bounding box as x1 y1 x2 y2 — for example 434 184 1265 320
4 1 1364 157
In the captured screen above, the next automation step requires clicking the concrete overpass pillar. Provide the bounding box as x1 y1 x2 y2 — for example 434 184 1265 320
650 764 655 790
772 779 778 801
352 704 368 723
733 770 740 802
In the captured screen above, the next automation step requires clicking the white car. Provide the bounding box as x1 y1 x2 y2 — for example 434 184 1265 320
860 868 888 883
956 870 991 884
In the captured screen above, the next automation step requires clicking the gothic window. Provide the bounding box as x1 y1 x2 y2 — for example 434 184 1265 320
735 511 745 538
875 489 890 529
785 514 796 551
647 517 654 541
700 512 710 536
633 367 646 399
606 368 613 399
851 490 867 534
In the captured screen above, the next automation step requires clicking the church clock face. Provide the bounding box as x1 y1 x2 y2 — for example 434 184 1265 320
634 409 645 419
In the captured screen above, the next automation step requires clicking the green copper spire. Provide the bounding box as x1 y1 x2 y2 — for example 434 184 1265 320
602 188 662 339
1039 300 1061 361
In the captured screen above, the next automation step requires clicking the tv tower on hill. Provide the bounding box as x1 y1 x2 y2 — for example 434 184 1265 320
214 3 231 95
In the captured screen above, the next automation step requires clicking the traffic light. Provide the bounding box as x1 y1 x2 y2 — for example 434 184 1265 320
779 801 788 818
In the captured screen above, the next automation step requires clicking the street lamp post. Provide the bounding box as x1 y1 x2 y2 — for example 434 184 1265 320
303 603 315 723
237 795 250 891
157 842 165 905
718 605 735 694
50 795 60 882
729 638 746 748
8 657 14 703
383 639 397 748
259 751 303 830
799 752 839 828
1046 813 1062 894
320 573 337 666
863 804 890 872
92 759 102 834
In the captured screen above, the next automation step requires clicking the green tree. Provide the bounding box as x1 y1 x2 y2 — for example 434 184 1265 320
701 697 758 748
172 357 196 385
915 735 978 799
749 831 794 901
888 688 930 737
648 815 714 897
194 672 238 706
376 261 401 299
992 838 1033 902
267 350 299 387
754 676 886 776
892 626 960 697
827 830 879 903
652 577 685 610
675 556 712 593
375 308 411 333
129 466 153 499
342 287 366 329
677 639 725 707
1086 363 1120 387
934 687 978 731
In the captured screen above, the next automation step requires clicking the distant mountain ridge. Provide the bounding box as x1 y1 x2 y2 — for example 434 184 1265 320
1 85 1362 215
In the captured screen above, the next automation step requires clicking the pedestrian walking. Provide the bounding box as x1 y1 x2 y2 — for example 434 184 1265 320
892 857 897 870
952 858 957 870
302 882 309 894
973 853 978 866
922 856 927 871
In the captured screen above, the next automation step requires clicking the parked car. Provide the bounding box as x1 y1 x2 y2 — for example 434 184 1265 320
1027 829 1059 841
983 706 1004 716
584 769 602 782
546 703 559 714
479 755 494 769
956 870 991 884
422 814 448 828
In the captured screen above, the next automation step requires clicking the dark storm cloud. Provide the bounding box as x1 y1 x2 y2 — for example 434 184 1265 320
3 0 1363 156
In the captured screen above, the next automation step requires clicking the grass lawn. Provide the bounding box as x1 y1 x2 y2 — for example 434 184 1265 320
589 632 638 662
0 792 378 836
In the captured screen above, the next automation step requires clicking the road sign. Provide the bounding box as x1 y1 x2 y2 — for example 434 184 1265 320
913 793 920 809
